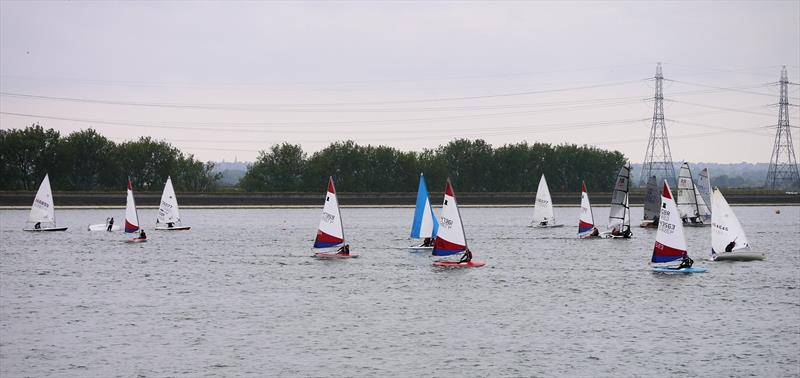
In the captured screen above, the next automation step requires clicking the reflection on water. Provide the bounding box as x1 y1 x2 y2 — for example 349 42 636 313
1 206 798 377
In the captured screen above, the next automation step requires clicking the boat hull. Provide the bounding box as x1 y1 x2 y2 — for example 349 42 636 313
88 224 121 231
313 253 358 259
529 223 564 228
408 246 433 252
652 267 707 273
125 238 147 243
433 260 485 267
23 227 68 232
155 226 191 231
639 220 657 228
599 231 631 239
712 252 765 261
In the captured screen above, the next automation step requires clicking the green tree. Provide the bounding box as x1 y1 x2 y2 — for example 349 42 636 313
0 124 60 190
56 129 116 190
113 137 181 190
240 143 307 191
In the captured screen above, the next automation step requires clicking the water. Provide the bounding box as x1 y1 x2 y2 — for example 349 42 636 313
1 206 798 377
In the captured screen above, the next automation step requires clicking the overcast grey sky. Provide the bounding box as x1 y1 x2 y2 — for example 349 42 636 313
1 1 798 163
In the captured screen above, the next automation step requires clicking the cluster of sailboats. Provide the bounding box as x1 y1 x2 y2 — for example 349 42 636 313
24 174 190 242
24 163 764 269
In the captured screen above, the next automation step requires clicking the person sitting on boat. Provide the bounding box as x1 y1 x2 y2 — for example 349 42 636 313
590 228 600 237
421 237 433 247
676 254 693 269
167 222 174 228
137 229 147 240
621 226 632 238
337 244 350 255
725 240 736 252
107 217 114 231
459 248 473 263
34 222 41 230
651 215 659 227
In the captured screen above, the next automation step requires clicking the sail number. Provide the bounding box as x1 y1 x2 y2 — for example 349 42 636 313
440 216 453 229
321 212 336 223
160 201 174 209
536 198 550 205
34 198 50 208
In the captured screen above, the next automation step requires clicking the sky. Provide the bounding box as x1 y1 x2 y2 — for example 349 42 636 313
1 1 799 164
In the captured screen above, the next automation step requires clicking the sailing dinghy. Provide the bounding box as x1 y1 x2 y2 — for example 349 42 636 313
710 188 764 261
432 179 485 267
530 174 563 228
601 163 632 238
125 179 147 242
578 182 599 238
88 217 122 232
677 163 708 227
640 175 659 228
313 177 356 258
23 174 68 231
651 181 706 273
696 168 713 222
155 176 191 231
409 173 439 252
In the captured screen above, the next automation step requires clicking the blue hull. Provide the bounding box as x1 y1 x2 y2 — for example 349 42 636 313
652 267 708 273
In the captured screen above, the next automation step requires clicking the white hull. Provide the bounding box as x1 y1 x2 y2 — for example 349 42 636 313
529 223 564 228
599 231 631 239
23 227 68 232
712 252 765 261
155 226 191 231
88 223 121 231
408 245 433 252
639 220 657 228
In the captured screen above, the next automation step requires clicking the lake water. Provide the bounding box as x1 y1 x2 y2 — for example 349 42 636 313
1 206 799 377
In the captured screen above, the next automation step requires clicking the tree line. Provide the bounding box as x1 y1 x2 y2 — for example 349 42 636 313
1 125 628 193
0 124 220 191
240 139 627 193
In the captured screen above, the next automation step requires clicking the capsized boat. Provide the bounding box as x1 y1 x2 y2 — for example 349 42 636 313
23 174 67 232
155 176 191 231
601 163 632 238
710 188 764 261
640 175 659 228
578 181 599 238
651 181 706 273
531 174 563 228
432 179 485 267
88 218 121 232
408 173 439 252
125 178 147 242
313 177 356 258
677 162 709 227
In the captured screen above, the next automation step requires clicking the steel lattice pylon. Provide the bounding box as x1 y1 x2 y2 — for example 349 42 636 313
765 66 800 190
639 62 677 187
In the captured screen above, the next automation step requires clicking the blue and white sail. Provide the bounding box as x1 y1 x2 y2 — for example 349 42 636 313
410 173 439 240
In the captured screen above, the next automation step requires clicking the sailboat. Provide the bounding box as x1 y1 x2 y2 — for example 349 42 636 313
640 175 659 228
676 162 708 227
432 179 485 267
531 174 563 228
23 174 68 231
651 180 706 273
710 188 764 261
313 177 356 258
578 181 599 238
125 178 147 242
155 176 191 231
601 163 632 238
695 168 712 223
408 173 439 252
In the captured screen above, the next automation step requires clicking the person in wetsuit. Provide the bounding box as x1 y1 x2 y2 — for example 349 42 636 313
138 229 147 240
621 226 632 238
725 240 736 252
337 244 350 255
422 237 433 247
459 248 473 263
107 217 114 231
676 254 694 269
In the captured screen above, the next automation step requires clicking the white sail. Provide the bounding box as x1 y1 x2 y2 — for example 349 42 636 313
432 179 467 255
696 186 712 222
578 182 595 238
532 174 556 226
696 168 712 212
608 163 630 231
124 179 140 233
652 181 688 264
711 189 749 255
676 163 700 220
314 177 344 248
643 175 660 221
26 174 56 227
623 193 631 228
157 176 182 225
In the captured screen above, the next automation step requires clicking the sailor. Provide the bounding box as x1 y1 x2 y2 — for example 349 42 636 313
621 226 633 238
167 222 174 228
459 248 473 263
34 222 41 230
422 237 433 247
107 217 114 231
590 228 600 237
676 254 694 269
725 240 736 252
337 244 350 255
138 229 147 240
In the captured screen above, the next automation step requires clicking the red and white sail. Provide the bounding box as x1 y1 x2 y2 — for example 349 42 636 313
124 178 140 233
314 177 345 248
578 181 595 238
432 179 467 256
651 181 688 263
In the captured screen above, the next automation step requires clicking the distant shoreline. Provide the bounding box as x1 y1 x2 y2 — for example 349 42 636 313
1 190 797 208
